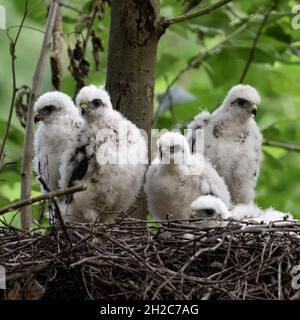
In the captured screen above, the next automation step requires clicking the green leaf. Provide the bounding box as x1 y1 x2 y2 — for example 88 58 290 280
156 53 179 77
263 150 284 171
262 126 281 140
266 25 292 43
82 0 93 12
63 16 78 24
157 115 173 130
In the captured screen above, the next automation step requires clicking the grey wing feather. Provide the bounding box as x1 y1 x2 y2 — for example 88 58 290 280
66 145 89 204
187 111 211 153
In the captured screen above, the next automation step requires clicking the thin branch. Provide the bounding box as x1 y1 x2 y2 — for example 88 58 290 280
73 2 98 97
164 0 233 26
0 185 87 216
20 0 60 230
6 25 45 34
154 17 252 124
239 0 278 83
0 0 29 169
226 3 242 21
61 3 82 14
263 140 300 153
83 6 97 54
51 0 63 90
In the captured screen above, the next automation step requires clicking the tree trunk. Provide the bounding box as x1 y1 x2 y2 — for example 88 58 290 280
106 0 161 219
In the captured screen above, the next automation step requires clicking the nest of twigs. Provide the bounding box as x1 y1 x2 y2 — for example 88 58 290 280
0 216 300 300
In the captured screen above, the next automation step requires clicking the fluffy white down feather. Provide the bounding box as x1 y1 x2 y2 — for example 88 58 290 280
33 91 83 192
59 85 147 223
191 195 231 219
187 84 262 205
231 203 293 224
144 132 231 220
191 196 294 225
190 195 231 228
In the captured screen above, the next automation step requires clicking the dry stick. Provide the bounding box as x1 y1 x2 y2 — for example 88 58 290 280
165 0 233 26
37 177 76 255
256 233 270 283
6 262 50 281
0 0 29 167
36 182 87 295
239 0 278 83
20 0 60 230
0 185 86 216
152 238 224 299
277 257 283 300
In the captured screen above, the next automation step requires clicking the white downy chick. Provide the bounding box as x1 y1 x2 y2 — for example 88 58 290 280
59 85 147 223
187 84 262 205
144 132 231 221
33 91 83 192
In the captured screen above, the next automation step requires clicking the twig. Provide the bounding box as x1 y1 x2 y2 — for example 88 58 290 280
6 25 44 35
152 238 224 299
278 257 283 300
263 140 300 153
0 185 87 216
73 2 98 97
38 176 78 261
38 178 70 233
164 0 233 26
239 0 278 83
0 0 29 169
20 0 60 230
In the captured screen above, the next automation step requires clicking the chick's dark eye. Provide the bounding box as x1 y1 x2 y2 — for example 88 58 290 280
205 209 215 217
93 99 103 107
44 105 55 112
235 98 249 107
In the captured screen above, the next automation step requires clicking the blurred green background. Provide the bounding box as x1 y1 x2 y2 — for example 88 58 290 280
0 0 300 227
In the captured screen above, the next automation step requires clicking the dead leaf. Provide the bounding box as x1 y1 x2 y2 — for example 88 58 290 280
7 281 22 300
24 278 45 300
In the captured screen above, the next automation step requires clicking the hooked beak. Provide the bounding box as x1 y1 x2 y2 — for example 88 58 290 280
34 113 40 124
80 103 88 116
251 104 257 117
80 102 95 115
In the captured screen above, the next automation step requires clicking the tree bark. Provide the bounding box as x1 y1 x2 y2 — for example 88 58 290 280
106 0 162 219
50 0 63 90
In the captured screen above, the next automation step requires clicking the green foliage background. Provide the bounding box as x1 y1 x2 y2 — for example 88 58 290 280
0 0 300 227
